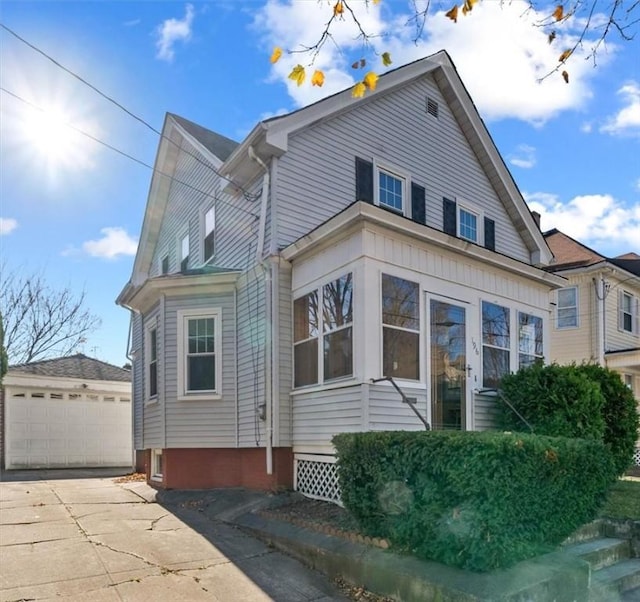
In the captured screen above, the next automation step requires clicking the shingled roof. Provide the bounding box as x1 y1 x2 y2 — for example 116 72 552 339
8 354 131 383
169 113 238 162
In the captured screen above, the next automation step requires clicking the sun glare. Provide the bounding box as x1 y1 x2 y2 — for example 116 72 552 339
19 102 98 172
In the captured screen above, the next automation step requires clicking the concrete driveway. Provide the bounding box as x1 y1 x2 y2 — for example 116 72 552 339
0 470 346 601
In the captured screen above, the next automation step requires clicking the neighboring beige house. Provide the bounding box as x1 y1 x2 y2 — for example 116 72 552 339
118 50 566 499
544 229 640 466
1 354 132 469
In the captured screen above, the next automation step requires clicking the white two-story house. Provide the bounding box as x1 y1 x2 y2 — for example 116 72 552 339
117 51 565 498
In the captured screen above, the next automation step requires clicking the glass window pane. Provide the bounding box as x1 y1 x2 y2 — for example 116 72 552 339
482 302 510 348
149 362 157 397
383 327 419 380
558 308 577 328
519 313 543 356
323 327 352 380
188 355 215 391
379 171 403 212
557 288 576 307
205 207 215 235
459 209 477 242
482 347 509 389
323 274 353 332
382 274 419 330
294 339 318 387
294 292 318 342
150 329 157 361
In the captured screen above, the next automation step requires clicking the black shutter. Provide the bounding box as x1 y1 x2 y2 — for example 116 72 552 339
411 183 426 225
355 157 374 204
443 198 457 236
484 217 495 251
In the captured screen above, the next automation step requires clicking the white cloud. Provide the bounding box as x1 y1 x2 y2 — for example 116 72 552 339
526 192 640 254
0 217 18 235
600 81 640 137
81 227 138 259
156 4 195 62
255 0 610 123
509 144 536 169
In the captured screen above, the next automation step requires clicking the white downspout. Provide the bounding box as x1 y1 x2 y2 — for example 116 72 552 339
248 146 273 476
595 276 605 366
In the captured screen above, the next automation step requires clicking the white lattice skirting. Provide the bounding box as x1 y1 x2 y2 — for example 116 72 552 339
633 447 640 467
294 454 342 504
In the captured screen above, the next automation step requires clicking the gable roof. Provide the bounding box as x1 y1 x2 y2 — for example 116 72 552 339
544 228 640 278
8 353 131 382
168 113 238 161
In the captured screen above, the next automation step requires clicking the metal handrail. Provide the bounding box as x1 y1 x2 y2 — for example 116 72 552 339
371 376 431 430
478 388 534 432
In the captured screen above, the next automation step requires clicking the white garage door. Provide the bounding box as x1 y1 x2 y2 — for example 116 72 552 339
5 394 132 469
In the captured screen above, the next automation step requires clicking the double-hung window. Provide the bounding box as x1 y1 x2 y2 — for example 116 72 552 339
557 287 578 328
203 207 215 263
378 169 404 213
459 207 479 243
482 302 510 389
180 234 189 271
381 274 420 380
177 309 221 398
294 274 353 387
518 312 543 368
619 291 636 333
146 324 158 400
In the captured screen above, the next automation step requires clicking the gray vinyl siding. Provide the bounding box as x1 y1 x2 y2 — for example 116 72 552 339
151 135 263 277
236 271 267 447
473 394 500 431
277 262 293 446
141 305 163 448
163 293 236 447
368 384 428 431
275 74 530 263
131 312 144 449
292 384 363 452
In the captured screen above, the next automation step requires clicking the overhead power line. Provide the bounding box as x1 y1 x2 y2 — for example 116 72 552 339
0 86 259 221
0 22 259 200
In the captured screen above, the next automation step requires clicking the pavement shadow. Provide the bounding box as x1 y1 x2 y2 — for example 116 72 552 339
0 467 132 482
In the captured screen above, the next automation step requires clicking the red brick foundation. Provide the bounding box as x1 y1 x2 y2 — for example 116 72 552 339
145 447 293 491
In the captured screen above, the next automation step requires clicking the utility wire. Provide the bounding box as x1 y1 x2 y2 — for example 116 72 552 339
1 86 260 221
0 22 260 201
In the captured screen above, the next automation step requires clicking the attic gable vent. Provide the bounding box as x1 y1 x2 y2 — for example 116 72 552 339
426 97 439 118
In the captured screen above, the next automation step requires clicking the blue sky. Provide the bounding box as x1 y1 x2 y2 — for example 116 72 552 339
1 0 638 368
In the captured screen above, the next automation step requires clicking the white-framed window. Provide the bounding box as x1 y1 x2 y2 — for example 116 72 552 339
381 273 420 380
458 204 481 243
177 308 222 399
161 254 169 275
203 206 215 263
624 374 634 392
145 321 158 401
482 301 510 389
619 291 637 334
180 233 190 271
479 302 545 388
151 449 163 482
294 273 353 387
375 163 408 215
557 287 578 328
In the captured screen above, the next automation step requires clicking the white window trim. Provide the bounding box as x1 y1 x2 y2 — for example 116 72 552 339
373 160 410 218
556 286 579 329
456 200 484 245
159 250 170 275
201 204 216 266
151 449 163 482
618 290 638 334
178 230 190 271
177 308 222 401
144 318 159 404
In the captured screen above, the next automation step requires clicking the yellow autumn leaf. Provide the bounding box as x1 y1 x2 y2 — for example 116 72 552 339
558 49 572 62
562 70 569 83
462 0 477 16
382 52 392 66
363 71 379 91
352 82 367 98
311 69 325 87
372 0 381 4
270 47 283 64
288 64 306 86
552 5 564 21
334 1 344 16
445 5 459 23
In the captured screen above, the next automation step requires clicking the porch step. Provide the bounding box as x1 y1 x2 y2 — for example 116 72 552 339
565 537 631 571
590 559 640 601
563 519 604 546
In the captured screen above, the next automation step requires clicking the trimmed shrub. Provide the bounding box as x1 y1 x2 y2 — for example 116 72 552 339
333 430 616 572
575 363 639 475
498 363 605 441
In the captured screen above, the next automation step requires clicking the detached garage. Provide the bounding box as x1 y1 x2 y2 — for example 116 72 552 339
1 354 132 470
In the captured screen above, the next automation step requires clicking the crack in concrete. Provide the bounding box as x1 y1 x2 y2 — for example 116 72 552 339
148 513 171 530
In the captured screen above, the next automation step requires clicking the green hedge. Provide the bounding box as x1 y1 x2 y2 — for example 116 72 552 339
333 430 616 572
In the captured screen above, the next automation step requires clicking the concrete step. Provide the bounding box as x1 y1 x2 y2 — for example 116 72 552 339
564 520 604 546
621 585 640 601
565 537 631 571
589 558 640 601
